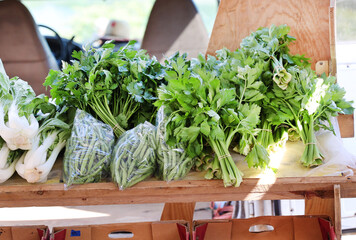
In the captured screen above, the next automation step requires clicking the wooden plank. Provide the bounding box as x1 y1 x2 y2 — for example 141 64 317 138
329 0 337 76
340 181 356 198
315 61 329 76
207 0 331 69
0 156 354 207
0 173 354 207
334 184 341 240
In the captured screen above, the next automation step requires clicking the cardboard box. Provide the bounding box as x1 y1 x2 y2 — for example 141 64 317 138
193 220 231 240
52 221 189 240
193 216 336 240
0 226 49 240
52 226 90 240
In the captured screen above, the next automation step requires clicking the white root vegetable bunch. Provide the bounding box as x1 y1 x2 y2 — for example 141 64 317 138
0 60 70 183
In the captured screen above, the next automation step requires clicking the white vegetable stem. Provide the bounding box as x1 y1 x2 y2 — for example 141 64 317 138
0 143 10 169
0 143 21 183
0 105 39 150
16 131 65 183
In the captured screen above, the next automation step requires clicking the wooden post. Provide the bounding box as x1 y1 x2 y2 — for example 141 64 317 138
304 184 341 240
334 184 342 240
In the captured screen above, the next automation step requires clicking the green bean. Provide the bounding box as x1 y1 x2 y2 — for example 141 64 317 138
111 122 156 189
80 136 97 173
85 151 97 175
63 110 115 186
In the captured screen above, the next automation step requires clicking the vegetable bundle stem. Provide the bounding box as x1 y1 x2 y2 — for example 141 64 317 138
90 95 125 137
284 100 324 167
209 138 243 187
299 115 323 167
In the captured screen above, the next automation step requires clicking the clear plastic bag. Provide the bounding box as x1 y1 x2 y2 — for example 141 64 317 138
110 122 156 189
63 109 115 187
305 117 356 177
305 131 356 177
155 107 194 181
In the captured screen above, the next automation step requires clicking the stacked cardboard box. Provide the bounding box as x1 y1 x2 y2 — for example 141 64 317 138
0 216 335 240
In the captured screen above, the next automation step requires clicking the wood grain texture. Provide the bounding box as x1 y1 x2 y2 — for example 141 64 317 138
329 0 337 75
334 184 341 240
161 203 196 222
207 0 332 69
315 61 329 76
304 185 342 240
304 184 341 240
304 197 335 224
0 172 354 207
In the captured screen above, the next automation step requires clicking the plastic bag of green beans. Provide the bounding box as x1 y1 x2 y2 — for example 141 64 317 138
110 122 156 190
63 109 115 187
155 107 194 182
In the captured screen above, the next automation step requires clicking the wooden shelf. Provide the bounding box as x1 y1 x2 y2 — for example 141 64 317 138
1 141 355 208
1 166 355 208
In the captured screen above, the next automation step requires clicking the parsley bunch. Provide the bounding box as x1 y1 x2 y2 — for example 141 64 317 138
157 25 353 187
155 54 268 187
240 25 354 167
263 67 353 166
45 41 165 137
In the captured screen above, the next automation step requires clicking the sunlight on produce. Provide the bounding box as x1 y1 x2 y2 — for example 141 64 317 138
241 148 288 200
0 207 108 222
268 146 287 171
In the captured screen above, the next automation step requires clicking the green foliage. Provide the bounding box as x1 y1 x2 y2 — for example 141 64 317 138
157 24 354 187
45 41 166 137
156 51 270 187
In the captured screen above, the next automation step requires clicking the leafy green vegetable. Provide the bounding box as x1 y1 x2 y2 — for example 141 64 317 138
0 60 56 151
214 48 270 163
16 104 73 183
156 54 269 187
0 137 24 183
236 24 353 167
155 107 194 181
45 41 165 137
263 67 353 166
157 24 353 187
